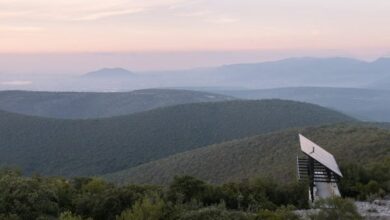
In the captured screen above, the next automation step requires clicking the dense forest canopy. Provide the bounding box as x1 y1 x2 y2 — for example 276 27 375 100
0 100 354 176
0 89 234 119
105 124 390 185
211 87 390 122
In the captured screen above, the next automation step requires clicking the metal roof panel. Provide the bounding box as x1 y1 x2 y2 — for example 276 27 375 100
299 134 343 177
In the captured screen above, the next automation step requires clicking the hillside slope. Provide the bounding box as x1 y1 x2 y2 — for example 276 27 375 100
0 89 234 119
0 100 354 176
105 124 390 185
211 87 390 122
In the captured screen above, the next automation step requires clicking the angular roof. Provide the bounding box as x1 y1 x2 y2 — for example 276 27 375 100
299 134 343 177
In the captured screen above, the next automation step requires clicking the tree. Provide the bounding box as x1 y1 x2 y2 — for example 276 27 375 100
167 176 208 203
116 195 165 220
0 172 59 220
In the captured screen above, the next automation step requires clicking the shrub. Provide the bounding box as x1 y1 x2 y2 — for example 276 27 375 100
178 206 254 220
310 197 362 220
59 211 85 220
256 206 299 220
116 195 165 220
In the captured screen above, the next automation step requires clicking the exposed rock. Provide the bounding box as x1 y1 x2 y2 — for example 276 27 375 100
355 200 390 220
294 200 390 220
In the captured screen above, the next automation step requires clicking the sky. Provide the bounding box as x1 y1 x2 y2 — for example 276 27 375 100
0 0 390 73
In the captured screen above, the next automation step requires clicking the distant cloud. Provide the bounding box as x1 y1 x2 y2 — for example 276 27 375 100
205 16 239 24
0 11 32 18
175 9 238 24
72 8 145 21
176 10 211 17
0 81 32 86
310 29 321 37
0 26 44 32
0 0 190 22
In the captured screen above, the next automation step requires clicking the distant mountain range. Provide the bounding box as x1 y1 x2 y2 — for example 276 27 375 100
0 100 354 176
105 124 390 185
83 68 135 78
1 57 390 91
0 89 234 119
189 57 390 89
207 87 390 122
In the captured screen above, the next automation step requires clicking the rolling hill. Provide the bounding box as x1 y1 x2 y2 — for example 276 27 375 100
0 89 234 119
209 87 390 122
105 124 390 185
0 100 354 176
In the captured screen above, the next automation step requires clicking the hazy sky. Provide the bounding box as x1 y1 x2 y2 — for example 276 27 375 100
0 0 389 73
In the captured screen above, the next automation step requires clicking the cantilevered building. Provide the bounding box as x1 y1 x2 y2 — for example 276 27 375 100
297 134 343 203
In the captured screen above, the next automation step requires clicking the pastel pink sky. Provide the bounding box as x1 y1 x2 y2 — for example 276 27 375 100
0 0 389 73
1 0 390 53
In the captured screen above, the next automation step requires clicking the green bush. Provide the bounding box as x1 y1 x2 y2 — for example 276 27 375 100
256 206 299 220
167 176 208 204
0 166 386 220
116 195 165 220
340 157 390 200
0 171 59 220
0 214 21 220
310 197 362 220
178 206 254 220
59 211 86 220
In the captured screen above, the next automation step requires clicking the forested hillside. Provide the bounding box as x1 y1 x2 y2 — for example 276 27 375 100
0 100 354 176
211 87 390 122
105 124 390 185
0 89 233 119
